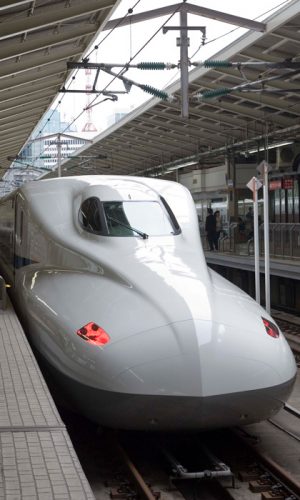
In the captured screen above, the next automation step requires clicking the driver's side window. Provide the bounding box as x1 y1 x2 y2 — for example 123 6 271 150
79 197 102 234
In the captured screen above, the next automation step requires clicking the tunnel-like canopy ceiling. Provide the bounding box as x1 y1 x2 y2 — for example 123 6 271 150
0 0 120 175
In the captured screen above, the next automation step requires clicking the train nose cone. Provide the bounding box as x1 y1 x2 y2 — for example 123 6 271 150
106 314 296 430
112 316 295 397
112 318 205 396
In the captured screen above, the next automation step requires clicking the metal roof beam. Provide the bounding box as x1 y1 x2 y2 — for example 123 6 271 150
0 25 98 62
0 143 23 152
63 153 135 173
274 27 300 43
195 79 300 117
241 46 291 62
136 114 223 145
135 114 218 142
0 134 30 146
128 120 202 145
0 1 31 9
0 78 62 103
0 0 115 41
0 89 55 112
185 3 265 31
205 64 300 94
91 143 163 165
0 65 66 92
82 145 144 164
0 115 41 134
117 126 194 153
146 123 300 175
0 128 35 142
104 2 265 32
188 93 292 127
124 126 196 153
104 139 181 163
0 129 31 143
170 102 258 132
0 99 50 121
0 46 83 79
156 105 247 139
96 135 166 159
144 109 240 140
104 4 183 30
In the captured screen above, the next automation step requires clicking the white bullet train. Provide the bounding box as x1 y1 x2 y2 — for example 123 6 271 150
0 175 296 430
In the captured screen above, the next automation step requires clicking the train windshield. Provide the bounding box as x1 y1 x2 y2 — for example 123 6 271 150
103 201 177 237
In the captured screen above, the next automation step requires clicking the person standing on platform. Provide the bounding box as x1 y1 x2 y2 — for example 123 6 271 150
245 206 254 240
246 206 253 223
214 210 222 250
205 208 217 251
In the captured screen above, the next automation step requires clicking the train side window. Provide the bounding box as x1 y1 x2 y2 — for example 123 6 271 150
79 197 103 234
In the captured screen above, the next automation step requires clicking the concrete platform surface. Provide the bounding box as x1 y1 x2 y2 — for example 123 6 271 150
0 298 95 499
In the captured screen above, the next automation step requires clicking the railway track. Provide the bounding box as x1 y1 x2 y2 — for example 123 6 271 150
232 426 300 500
57 401 300 500
268 403 300 443
272 311 300 358
89 427 300 499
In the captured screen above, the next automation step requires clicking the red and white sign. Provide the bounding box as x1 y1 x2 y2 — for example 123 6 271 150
269 179 282 190
247 177 262 193
282 178 294 189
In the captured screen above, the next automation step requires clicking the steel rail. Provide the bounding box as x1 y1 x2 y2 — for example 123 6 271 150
234 428 300 498
115 442 157 500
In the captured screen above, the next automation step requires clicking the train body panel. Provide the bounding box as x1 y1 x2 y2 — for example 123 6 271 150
0 175 296 430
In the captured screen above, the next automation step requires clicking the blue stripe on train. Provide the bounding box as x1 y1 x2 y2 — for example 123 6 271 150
14 255 35 268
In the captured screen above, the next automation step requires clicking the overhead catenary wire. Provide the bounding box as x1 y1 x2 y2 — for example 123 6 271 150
29 1 143 164
193 60 300 69
28 2 181 170
81 3 182 112
193 67 300 100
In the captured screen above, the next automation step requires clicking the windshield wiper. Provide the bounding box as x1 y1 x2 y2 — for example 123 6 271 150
107 215 149 239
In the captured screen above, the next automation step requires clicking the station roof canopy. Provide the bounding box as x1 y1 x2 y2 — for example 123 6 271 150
0 0 120 174
46 0 300 179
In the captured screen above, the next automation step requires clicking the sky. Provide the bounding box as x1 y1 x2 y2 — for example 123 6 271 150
53 0 291 137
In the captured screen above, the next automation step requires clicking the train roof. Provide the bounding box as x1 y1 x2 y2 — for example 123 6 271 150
18 175 190 201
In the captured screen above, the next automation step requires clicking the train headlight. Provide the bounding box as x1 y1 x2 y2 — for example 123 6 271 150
77 322 110 346
262 317 280 338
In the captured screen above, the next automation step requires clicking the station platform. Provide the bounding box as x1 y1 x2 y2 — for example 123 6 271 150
0 297 95 499
205 250 300 280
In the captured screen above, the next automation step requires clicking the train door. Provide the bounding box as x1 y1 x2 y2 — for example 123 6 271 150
15 194 29 269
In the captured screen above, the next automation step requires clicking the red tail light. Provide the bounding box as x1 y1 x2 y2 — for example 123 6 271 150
262 317 280 338
77 322 110 346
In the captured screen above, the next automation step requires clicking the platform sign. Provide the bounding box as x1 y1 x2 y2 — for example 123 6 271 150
269 179 282 190
247 177 262 193
257 160 272 177
282 178 294 189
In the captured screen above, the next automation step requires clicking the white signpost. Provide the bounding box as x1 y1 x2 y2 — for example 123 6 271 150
257 160 272 314
246 176 262 304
